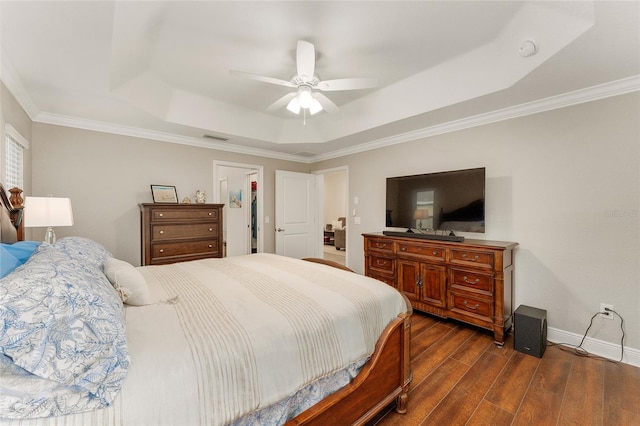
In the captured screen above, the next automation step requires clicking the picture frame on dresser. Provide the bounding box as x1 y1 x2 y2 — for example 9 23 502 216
150 185 178 203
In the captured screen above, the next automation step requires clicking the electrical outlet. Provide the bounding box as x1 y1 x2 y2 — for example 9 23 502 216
599 303 614 320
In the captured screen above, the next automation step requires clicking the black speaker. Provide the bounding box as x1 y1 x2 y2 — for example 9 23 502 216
513 305 547 358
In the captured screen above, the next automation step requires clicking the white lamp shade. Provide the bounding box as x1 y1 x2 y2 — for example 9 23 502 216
24 197 74 227
286 97 301 114
309 98 323 115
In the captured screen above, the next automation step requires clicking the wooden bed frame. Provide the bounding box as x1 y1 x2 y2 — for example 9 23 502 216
0 185 412 425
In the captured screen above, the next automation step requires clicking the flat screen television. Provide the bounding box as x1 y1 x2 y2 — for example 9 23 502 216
385 167 485 234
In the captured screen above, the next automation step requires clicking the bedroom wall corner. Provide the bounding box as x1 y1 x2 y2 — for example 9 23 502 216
313 92 640 357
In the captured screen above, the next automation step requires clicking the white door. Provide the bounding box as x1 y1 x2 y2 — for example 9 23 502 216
275 170 318 259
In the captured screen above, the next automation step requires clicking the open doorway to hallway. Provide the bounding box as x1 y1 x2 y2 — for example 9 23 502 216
318 168 348 267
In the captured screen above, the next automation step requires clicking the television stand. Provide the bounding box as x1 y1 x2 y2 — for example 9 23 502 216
383 230 464 242
364 233 518 345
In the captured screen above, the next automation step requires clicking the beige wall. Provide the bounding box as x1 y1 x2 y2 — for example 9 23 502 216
313 92 640 351
30 123 309 264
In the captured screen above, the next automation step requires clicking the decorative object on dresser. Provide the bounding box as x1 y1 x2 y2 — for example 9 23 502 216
195 190 206 203
364 233 517 345
150 184 178 203
140 203 223 265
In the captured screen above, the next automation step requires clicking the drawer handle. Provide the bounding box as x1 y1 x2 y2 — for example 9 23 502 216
159 213 164 217
376 243 387 249
462 254 479 261
376 260 388 267
463 276 480 285
432 251 438 255
159 230 164 234
159 249 164 253
209 228 213 232
463 300 479 310
208 244 212 248
208 212 212 216
401 247 406 251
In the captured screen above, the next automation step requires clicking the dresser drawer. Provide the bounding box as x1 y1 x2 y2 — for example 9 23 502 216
397 242 445 262
366 254 395 275
152 239 220 260
368 273 397 288
450 268 493 295
450 292 493 319
152 223 219 240
151 208 219 221
366 238 394 254
450 249 494 269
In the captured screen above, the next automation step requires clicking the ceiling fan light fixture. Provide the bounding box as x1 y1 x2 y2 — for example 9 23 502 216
309 98 323 115
298 86 313 109
286 97 301 114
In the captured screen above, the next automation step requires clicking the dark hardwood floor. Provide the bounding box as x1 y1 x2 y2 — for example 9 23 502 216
374 311 640 425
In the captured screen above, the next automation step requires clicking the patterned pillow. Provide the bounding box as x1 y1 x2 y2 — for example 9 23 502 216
0 242 129 418
53 236 112 270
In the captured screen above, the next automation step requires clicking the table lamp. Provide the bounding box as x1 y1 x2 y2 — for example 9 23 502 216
24 196 74 244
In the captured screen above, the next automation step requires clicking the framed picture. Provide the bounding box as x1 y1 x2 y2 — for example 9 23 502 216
151 185 178 203
229 189 242 208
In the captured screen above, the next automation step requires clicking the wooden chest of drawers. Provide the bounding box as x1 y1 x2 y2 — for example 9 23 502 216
364 233 517 345
140 203 224 265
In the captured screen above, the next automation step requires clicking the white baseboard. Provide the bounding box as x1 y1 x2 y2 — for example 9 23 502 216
547 327 640 367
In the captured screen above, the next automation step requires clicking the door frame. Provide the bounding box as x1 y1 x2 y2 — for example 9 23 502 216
312 166 349 267
213 160 264 254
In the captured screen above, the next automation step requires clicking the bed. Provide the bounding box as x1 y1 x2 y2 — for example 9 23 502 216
0 184 412 425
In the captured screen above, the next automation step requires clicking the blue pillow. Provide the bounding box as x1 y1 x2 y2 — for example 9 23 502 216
1 241 41 263
0 246 21 278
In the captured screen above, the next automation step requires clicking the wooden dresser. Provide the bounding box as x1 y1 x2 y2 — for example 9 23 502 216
140 203 224 265
363 233 517 344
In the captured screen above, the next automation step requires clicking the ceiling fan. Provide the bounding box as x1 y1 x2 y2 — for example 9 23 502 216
231 40 378 116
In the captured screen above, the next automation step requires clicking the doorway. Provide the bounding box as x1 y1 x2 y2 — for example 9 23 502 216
314 167 348 267
213 161 264 257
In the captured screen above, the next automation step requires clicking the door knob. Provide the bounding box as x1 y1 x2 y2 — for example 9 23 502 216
276 228 285 232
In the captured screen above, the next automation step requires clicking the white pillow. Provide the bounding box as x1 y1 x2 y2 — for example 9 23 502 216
331 219 344 230
104 258 151 306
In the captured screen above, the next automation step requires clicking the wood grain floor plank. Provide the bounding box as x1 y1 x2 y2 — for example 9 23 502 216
410 323 452 359
421 351 509 425
376 358 468 426
466 400 514 426
511 346 573 425
450 331 493 366
604 360 640 422
484 351 540 414
373 312 640 426
558 352 605 425
409 326 474 389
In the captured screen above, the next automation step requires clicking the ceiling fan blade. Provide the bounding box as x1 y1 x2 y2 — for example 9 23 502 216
266 92 297 112
229 70 296 88
316 78 378 91
313 92 339 114
296 40 315 82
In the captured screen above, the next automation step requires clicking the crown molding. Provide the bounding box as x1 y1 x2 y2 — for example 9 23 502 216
312 75 640 162
4 71 638 164
34 112 306 163
1 56 40 120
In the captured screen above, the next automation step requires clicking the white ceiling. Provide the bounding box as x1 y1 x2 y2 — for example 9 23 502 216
1 1 639 162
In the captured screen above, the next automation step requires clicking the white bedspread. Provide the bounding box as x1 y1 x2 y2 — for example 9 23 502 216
1 254 408 426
